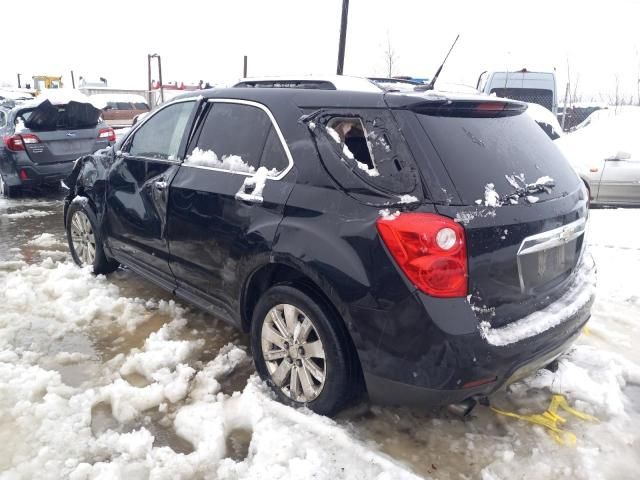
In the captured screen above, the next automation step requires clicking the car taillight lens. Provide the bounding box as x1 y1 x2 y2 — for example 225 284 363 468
376 212 468 297
98 128 116 142
3 134 40 152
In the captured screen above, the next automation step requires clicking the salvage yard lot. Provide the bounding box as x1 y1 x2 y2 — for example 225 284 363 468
0 193 638 479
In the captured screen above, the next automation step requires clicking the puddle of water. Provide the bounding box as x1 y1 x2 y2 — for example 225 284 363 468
225 428 253 461
90 402 194 455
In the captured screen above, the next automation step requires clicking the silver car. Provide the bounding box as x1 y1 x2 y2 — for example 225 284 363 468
0 96 114 197
555 110 640 206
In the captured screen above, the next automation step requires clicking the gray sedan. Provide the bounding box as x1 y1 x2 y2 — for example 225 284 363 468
0 94 114 197
555 110 640 206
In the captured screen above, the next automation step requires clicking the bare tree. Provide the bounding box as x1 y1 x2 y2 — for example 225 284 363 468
383 33 398 77
613 74 621 111
571 74 581 104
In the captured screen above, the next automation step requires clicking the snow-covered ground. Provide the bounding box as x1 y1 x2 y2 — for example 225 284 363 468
0 195 638 479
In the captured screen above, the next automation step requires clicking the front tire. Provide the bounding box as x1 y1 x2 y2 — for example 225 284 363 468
66 200 119 274
251 284 361 416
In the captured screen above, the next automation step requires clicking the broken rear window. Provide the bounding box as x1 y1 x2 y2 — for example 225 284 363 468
311 109 420 196
19 100 102 131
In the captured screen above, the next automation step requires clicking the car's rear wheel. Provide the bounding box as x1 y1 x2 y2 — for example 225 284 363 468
0 175 18 198
251 284 361 416
66 201 119 274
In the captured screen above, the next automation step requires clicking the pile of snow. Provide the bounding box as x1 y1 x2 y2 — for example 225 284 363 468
573 105 640 130
0 258 421 479
1 209 55 219
398 194 419 204
235 167 273 203
184 148 256 174
27 232 61 248
555 111 640 169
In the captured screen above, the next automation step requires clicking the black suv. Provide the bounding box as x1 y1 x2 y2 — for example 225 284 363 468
63 87 595 415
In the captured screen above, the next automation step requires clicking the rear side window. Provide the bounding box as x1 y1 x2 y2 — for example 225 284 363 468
187 102 288 174
127 101 194 160
416 110 579 205
313 109 419 195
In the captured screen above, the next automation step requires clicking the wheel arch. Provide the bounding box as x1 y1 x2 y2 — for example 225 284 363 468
241 261 349 334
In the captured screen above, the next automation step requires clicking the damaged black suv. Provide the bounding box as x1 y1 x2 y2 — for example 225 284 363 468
64 87 595 415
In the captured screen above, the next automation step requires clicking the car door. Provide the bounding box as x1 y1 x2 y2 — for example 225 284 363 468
105 99 197 290
597 151 640 205
166 99 295 323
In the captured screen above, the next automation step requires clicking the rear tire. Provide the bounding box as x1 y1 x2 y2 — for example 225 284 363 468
66 200 119 274
250 284 362 416
0 175 18 198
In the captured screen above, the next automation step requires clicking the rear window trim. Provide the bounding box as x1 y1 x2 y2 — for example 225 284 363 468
180 98 294 181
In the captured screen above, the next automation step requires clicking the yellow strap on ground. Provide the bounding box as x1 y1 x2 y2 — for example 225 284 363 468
490 394 598 446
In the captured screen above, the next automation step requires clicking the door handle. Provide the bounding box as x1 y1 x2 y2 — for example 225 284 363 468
154 180 168 190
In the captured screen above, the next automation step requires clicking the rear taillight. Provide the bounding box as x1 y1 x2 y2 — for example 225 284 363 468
3 134 40 152
98 128 116 142
376 213 468 297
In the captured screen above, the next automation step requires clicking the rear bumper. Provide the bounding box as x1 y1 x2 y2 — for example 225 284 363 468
361 253 596 407
4 159 75 187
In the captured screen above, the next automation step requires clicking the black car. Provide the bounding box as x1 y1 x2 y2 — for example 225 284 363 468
63 87 595 416
0 97 115 197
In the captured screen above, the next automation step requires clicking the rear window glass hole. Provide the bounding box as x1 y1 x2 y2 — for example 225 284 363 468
325 117 376 173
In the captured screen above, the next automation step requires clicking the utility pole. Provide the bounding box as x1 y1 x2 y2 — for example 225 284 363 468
148 54 164 105
147 54 152 105
157 55 164 104
336 0 349 75
243 55 248 78
70 70 76 89
16 73 21 89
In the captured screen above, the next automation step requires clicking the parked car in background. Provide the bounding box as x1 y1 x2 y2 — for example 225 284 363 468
0 89 35 105
64 86 593 416
90 94 150 127
555 110 640 206
477 69 557 114
0 90 115 197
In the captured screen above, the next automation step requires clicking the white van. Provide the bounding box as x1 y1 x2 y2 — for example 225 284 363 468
477 69 557 114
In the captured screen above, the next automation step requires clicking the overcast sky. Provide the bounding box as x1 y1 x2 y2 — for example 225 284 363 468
3 0 639 101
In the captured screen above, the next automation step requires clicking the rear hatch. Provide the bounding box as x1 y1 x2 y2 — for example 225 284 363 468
17 100 109 164
402 99 588 328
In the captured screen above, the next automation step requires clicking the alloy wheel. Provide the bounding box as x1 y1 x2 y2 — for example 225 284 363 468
70 211 97 266
261 303 327 402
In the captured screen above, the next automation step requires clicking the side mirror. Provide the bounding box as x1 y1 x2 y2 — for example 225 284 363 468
607 150 631 161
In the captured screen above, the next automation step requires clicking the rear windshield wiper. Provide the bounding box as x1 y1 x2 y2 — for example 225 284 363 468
501 175 555 203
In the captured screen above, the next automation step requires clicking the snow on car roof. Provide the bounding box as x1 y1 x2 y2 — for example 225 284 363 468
19 89 107 109
236 75 382 93
0 89 35 101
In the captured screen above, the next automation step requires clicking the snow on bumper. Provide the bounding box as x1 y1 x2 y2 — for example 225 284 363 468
479 252 596 347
